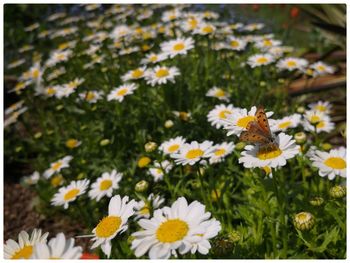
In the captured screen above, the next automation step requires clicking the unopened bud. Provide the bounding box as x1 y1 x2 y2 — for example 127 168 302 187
309 197 324 206
135 180 149 192
235 142 246 151
329 185 346 199
294 132 306 144
293 212 315 231
296 106 305 114
321 143 332 151
144 141 157 153
34 132 42 139
100 139 110 146
164 120 174 128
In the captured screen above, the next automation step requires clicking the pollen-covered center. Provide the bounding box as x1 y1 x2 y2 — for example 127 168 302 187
86 92 95 101
310 115 321 124
316 65 326 72
116 88 128 96
64 188 80 201
202 26 213 33
215 148 226 156
11 245 33 259
230 40 239 47
155 68 169 78
315 105 326 112
324 157 346 169
52 161 63 171
257 148 282 160
186 149 204 159
168 144 180 153
156 219 189 243
95 216 122 238
287 60 297 67
237 116 256 128
150 55 158 62
219 110 232 119
131 69 144 78
214 89 225 97
173 43 185 51
278 121 292 129
257 57 268 64
100 179 113 191
263 39 272 46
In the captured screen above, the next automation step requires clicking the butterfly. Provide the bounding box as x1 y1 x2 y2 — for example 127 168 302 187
239 106 278 152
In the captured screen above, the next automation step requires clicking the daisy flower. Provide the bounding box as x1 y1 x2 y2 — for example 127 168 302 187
222 106 274 136
206 87 230 102
107 83 138 102
255 38 281 50
209 142 235 164
161 9 181 22
43 156 73 178
309 147 346 180
79 90 103 103
131 197 221 259
46 50 72 67
247 54 274 68
181 16 202 32
122 66 147 82
135 193 165 219
308 100 332 114
7 58 25 69
4 229 49 259
267 46 294 58
207 104 237 129
90 195 137 258
88 170 123 201
149 160 173 182
270 114 302 132
303 110 334 133
32 233 82 259
310 61 335 76
159 136 186 155
244 23 264 31
276 57 308 71
145 66 180 86
170 141 214 166
141 52 168 65
160 37 195 58
227 36 247 51
239 133 299 168
51 179 90 209
194 23 216 35
110 25 131 40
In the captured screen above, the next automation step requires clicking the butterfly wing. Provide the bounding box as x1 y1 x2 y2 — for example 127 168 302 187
255 106 272 137
239 131 271 144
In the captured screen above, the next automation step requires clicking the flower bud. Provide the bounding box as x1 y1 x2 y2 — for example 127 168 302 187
137 156 151 168
260 81 266 87
47 129 54 135
329 185 346 198
100 139 110 146
212 235 234 256
144 141 157 153
235 142 246 151
296 106 305 114
309 197 324 206
321 143 332 151
15 146 23 153
34 132 42 139
80 125 87 131
293 212 315 231
164 120 174 128
294 132 306 144
56 104 64 111
228 230 241 243
211 189 221 202
65 139 81 149
278 78 285 84
135 180 149 192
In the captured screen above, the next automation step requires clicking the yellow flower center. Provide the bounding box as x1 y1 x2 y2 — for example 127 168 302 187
58 42 69 50
56 53 66 60
156 219 189 243
173 43 185 51
257 57 268 64
11 245 33 259
51 175 63 187
47 87 56 95
66 139 79 149
116 88 128 96
230 40 239 48
138 157 151 168
168 144 180 153
100 179 113 191
63 188 80 201
324 157 346 169
140 205 150 215
185 149 204 159
215 148 226 156
257 148 282 160
263 39 272 46
214 89 225 97
287 61 297 67
131 69 144 78
315 105 326 112
278 121 292 129
316 121 325 129
155 68 169 78
237 116 256 128
316 65 325 72
202 26 213 34
32 69 40 79
189 19 198 29
86 91 96 101
219 110 232 119
262 166 272 174
95 216 122 238
150 55 158 62
52 161 62 171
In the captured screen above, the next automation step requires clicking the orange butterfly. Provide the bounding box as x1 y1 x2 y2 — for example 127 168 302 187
239 106 278 152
